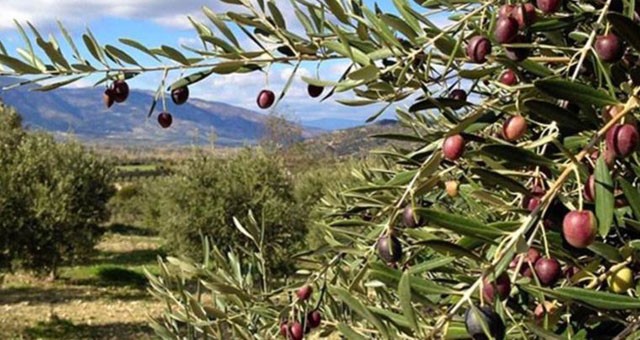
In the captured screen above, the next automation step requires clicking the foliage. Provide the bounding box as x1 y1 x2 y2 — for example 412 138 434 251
6 0 640 338
108 182 151 228
260 111 304 151
144 149 308 275
0 103 114 274
293 157 370 248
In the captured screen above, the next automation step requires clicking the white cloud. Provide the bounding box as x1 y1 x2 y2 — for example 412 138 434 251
0 0 237 30
177 36 200 47
188 62 382 121
0 0 307 31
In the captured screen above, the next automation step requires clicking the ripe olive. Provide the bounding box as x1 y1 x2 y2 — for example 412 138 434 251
442 134 466 161
562 210 597 249
502 115 528 141
158 112 173 129
257 89 276 109
464 305 506 340
606 123 639 158
535 258 561 286
377 235 403 263
466 36 492 63
171 86 189 105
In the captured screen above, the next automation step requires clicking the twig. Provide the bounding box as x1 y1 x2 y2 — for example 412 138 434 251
613 316 640 340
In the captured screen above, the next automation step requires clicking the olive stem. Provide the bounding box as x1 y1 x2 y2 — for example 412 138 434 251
584 258 632 290
613 315 640 340
160 68 168 112
574 165 584 211
0 55 344 78
569 0 612 80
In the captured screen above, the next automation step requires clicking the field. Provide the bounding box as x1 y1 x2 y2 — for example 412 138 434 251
0 225 164 339
0 122 398 339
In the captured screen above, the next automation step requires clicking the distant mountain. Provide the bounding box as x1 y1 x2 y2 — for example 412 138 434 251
302 118 364 131
303 119 405 157
0 77 323 146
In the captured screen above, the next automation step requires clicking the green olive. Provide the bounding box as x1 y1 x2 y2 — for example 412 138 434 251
607 267 634 294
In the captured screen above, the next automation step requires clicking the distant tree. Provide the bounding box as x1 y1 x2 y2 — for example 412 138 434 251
260 111 304 151
0 102 114 276
143 149 307 275
207 127 218 150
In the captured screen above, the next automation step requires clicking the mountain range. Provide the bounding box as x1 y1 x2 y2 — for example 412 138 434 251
0 77 363 146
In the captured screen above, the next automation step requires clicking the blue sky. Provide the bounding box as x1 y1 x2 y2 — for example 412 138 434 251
0 1 445 123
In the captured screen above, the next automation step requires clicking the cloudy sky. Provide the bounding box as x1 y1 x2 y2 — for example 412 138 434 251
0 1 445 123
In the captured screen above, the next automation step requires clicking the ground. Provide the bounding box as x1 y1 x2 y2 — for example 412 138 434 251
0 226 164 339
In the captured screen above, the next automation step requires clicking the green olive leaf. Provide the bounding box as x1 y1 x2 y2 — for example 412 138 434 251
595 156 614 237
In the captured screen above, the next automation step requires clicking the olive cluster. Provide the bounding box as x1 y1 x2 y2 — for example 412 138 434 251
279 285 323 340
103 79 189 129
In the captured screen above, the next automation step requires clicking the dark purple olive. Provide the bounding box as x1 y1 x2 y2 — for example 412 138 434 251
466 36 492 63
449 89 468 101
584 175 596 202
513 3 537 29
377 235 403 263
296 285 312 301
465 305 506 340
595 34 624 63
402 206 423 228
280 322 289 337
482 272 511 303
535 258 561 286
307 84 324 98
257 89 276 109
498 4 515 18
289 322 303 340
103 89 115 109
158 111 173 129
494 17 518 44
171 86 189 105
509 248 541 278
111 80 129 103
307 310 322 329
606 124 639 158
536 0 561 14
505 35 529 62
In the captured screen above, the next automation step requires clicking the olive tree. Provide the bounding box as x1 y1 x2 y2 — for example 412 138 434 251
143 149 308 275
0 102 114 276
3 0 640 338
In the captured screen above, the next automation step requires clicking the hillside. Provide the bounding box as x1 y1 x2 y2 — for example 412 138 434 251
303 119 406 158
0 77 322 146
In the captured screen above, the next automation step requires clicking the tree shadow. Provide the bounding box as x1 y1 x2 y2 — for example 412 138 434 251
104 223 157 237
88 248 164 267
64 267 148 288
24 318 154 339
0 284 151 306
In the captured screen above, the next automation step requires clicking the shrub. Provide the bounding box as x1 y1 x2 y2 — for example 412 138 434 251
0 104 114 275
145 149 307 275
293 158 370 248
107 182 151 228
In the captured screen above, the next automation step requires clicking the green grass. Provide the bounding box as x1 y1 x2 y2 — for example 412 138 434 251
60 264 156 288
1 227 164 338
